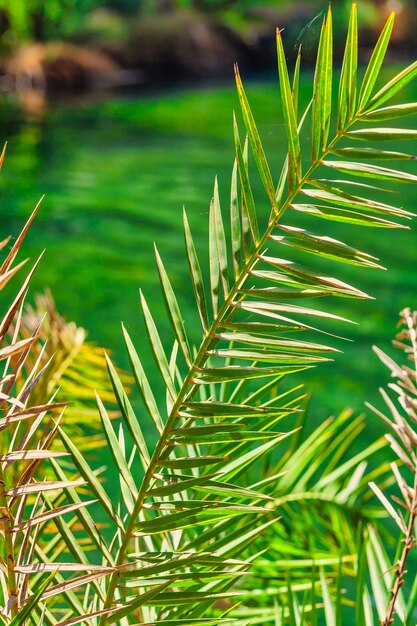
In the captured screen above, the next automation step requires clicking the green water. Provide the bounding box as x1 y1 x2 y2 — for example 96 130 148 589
1 76 417 442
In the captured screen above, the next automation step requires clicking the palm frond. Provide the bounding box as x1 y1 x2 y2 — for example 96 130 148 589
0 154 116 622
11 290 130 451
367 307 417 626
55 7 417 624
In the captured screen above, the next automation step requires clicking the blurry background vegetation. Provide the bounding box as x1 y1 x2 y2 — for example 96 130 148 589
0 0 414 57
0 0 416 443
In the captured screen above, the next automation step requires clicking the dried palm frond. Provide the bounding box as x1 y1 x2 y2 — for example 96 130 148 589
10 290 130 451
367 307 417 626
0 152 116 622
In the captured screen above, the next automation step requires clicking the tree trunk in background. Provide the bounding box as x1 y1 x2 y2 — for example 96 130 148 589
32 11 46 42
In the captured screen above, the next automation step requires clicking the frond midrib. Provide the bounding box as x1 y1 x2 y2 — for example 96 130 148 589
99 112 365 621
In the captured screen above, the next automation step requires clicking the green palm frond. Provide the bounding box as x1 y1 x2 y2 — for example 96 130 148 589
241 304 417 625
52 6 417 624
244 524 406 626
203 407 393 624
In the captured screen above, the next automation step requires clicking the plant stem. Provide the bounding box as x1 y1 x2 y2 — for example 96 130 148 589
381 470 417 626
0 463 18 618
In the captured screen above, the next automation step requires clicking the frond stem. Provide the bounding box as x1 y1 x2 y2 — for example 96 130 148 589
0 463 18 618
381 470 417 626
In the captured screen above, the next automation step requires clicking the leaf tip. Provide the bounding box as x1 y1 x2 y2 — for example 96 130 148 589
153 242 162 263
0 141 7 169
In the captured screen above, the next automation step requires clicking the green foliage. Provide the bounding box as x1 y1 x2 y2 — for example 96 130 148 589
1 5 417 625
0 0 399 48
0 0 138 43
